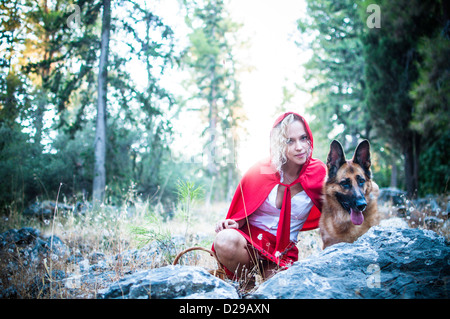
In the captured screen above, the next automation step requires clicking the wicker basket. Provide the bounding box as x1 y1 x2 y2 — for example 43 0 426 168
172 246 227 280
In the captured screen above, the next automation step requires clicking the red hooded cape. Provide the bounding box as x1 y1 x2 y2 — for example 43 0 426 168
225 112 326 262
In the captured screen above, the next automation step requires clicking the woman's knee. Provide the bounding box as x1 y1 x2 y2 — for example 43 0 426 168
214 229 245 256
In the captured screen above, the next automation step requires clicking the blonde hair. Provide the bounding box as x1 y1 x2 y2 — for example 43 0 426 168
270 113 312 173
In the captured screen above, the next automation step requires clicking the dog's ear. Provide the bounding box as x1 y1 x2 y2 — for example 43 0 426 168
327 140 346 180
353 140 371 178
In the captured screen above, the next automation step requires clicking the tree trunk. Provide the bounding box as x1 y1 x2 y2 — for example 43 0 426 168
207 113 218 175
206 59 218 176
33 91 45 151
403 132 421 199
390 157 398 188
93 0 111 203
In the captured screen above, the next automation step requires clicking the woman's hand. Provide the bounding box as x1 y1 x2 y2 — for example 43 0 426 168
215 219 240 233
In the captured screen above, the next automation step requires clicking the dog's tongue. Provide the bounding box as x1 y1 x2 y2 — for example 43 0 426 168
350 208 364 225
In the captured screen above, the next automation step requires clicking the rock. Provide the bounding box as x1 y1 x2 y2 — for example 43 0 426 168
0 227 68 258
424 216 445 230
23 201 53 218
0 227 70 298
413 196 443 215
23 200 75 218
23 200 90 218
88 251 106 264
252 223 450 299
378 188 409 218
4 222 449 299
378 217 409 228
74 201 92 215
29 269 67 298
97 265 239 299
0 227 40 249
63 238 183 298
378 188 407 206
116 242 165 268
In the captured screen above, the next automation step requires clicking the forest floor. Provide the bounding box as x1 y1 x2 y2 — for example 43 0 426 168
0 193 448 298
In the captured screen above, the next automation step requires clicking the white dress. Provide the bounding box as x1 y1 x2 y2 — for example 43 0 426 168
247 173 313 243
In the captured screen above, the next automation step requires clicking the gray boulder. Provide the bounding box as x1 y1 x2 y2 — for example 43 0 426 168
0 227 69 262
23 200 91 218
0 227 69 298
378 187 407 206
97 265 239 299
253 224 450 299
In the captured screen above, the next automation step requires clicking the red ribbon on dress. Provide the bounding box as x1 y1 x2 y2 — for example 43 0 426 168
274 181 296 263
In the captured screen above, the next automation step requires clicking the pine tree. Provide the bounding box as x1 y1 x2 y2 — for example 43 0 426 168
298 0 370 157
362 0 442 197
0 0 178 207
183 0 244 201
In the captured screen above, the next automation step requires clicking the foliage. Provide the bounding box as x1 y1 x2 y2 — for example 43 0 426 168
0 0 187 210
129 210 175 265
297 0 371 154
361 0 443 197
418 131 450 196
175 179 204 242
0 0 448 216
0 123 37 211
129 179 204 262
183 0 244 201
299 0 449 196
409 34 450 141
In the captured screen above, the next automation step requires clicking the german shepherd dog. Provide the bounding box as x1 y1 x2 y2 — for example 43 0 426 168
320 140 380 249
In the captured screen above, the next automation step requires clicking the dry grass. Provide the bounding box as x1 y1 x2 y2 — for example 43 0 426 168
1 192 448 298
0 196 228 298
378 194 450 240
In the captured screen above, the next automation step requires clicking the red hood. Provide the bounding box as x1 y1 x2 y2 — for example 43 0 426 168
225 112 326 260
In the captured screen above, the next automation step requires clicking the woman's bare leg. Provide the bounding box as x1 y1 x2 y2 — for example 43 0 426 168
213 229 252 276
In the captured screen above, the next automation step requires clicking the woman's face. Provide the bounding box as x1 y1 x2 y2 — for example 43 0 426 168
284 120 311 168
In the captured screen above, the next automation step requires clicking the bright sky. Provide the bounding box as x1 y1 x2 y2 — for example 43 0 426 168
227 0 312 173
152 0 312 175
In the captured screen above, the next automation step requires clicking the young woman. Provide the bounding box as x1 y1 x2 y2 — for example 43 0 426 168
213 112 326 280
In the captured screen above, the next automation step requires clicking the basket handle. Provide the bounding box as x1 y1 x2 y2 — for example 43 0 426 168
172 246 224 272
